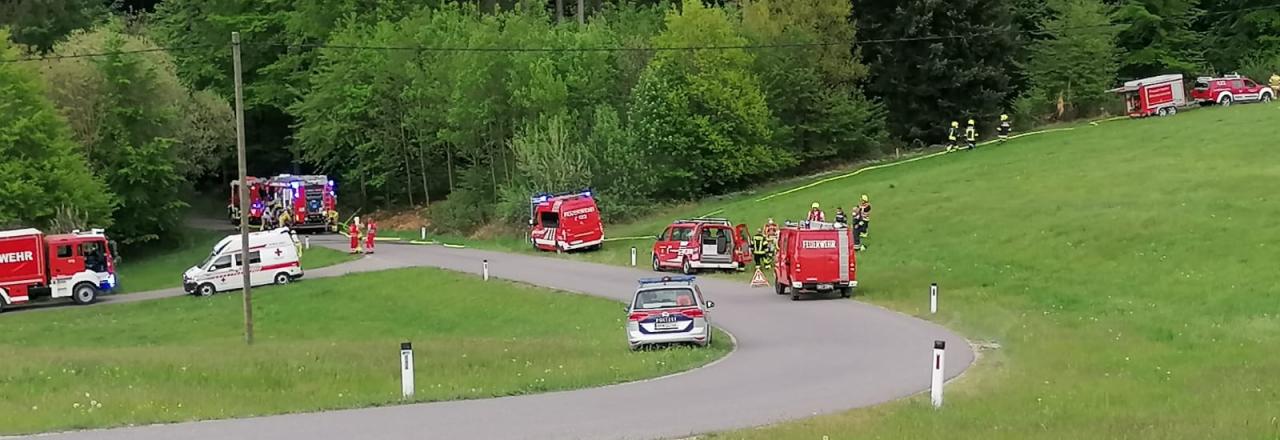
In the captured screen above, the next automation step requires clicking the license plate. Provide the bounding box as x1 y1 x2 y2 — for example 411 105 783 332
817 284 833 290
655 322 679 330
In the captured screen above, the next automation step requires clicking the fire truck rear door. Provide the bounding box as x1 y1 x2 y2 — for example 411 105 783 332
838 230 850 281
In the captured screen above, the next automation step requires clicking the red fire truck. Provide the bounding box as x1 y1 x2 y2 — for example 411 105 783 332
1108 74 1187 118
773 221 858 300
529 189 604 252
228 176 267 226
0 228 118 312
264 174 339 232
652 218 751 274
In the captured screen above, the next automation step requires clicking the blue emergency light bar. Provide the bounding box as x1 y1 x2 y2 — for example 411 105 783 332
638 275 696 285
530 188 594 204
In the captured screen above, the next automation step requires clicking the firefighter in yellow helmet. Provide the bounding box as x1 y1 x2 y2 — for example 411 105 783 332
854 194 871 250
964 119 978 150
1270 73 1280 96
946 121 960 152
752 227 769 269
997 114 1012 141
807 202 825 222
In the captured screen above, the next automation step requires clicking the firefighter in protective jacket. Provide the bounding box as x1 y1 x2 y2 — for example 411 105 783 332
947 121 960 152
752 228 769 268
364 220 377 254
997 114 1012 141
964 119 978 150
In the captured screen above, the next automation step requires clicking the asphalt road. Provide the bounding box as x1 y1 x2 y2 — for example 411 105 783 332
12 237 974 440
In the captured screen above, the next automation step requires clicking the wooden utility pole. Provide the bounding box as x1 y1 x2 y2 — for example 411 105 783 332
576 0 584 25
232 31 254 346
555 0 563 23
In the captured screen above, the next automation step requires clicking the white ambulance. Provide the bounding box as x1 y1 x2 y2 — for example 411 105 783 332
183 228 303 296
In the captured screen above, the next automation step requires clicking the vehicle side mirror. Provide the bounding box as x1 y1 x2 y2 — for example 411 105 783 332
623 305 631 314
705 301 715 309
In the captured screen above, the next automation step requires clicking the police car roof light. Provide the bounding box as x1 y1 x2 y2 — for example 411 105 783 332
638 275 695 285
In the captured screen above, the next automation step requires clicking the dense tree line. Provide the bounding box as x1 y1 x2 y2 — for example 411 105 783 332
1 0 1277 237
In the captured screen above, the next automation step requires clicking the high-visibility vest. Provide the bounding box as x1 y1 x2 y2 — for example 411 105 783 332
948 127 958 141
858 202 872 222
965 126 977 142
752 234 767 255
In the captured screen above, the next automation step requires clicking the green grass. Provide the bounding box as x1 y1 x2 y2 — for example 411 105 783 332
433 104 1280 438
116 230 357 293
0 267 730 435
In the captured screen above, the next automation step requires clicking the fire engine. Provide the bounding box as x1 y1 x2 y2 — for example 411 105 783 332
1108 74 1187 118
228 176 267 226
773 221 857 300
652 218 750 274
529 189 604 252
0 228 118 312
1191 73 1274 106
263 174 339 232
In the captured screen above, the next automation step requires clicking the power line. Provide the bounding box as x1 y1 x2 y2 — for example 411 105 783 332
0 44 213 64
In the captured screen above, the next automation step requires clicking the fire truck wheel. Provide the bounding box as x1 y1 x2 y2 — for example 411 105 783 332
1220 95 1233 106
197 283 216 297
1158 107 1169 116
681 259 695 275
1263 93 1273 103
274 273 292 285
71 283 98 305
651 255 661 272
840 287 853 298
790 292 801 301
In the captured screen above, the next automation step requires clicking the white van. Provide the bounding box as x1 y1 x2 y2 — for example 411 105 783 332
182 228 303 296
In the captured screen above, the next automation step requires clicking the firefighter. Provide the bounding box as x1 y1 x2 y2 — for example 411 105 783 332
834 207 847 225
751 227 768 268
291 230 303 257
807 202 825 222
855 194 872 238
278 207 292 230
764 217 779 248
946 121 960 152
365 219 377 254
997 114 1012 141
348 218 362 254
327 210 340 232
1271 73 1280 96
964 119 978 150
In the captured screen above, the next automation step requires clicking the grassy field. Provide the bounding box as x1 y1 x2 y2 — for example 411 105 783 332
0 268 730 435
116 229 357 293
405 104 1280 438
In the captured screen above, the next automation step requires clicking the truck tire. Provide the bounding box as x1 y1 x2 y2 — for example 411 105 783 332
197 283 216 297
1167 106 1177 116
1263 93 1273 103
1158 107 1169 116
839 287 853 298
71 283 98 305
652 255 662 272
682 259 695 275
790 292 801 301
1220 95 1233 106
274 272 292 285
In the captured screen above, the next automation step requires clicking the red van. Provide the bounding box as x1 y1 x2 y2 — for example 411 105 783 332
529 189 604 252
652 218 750 274
773 221 857 300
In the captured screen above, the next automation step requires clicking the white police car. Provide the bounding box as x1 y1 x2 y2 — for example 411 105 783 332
626 275 715 350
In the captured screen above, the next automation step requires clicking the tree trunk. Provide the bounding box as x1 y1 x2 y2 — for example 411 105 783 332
400 125 414 206
445 143 455 192
556 0 563 23
418 143 431 212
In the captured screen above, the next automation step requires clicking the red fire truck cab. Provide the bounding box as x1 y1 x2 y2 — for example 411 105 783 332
1191 73 1274 106
265 174 339 232
529 189 604 252
228 176 266 226
652 218 751 274
773 221 857 300
0 228 118 312
1108 74 1186 118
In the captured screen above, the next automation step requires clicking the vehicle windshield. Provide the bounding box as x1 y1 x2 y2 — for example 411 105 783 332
633 287 697 310
1193 80 1208 89
198 252 217 269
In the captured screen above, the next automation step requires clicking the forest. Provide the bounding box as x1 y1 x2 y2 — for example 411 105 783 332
1 0 1277 243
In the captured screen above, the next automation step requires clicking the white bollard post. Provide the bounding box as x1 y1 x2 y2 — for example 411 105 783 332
304 236 310 250
483 260 490 281
421 227 426 241
400 342 414 400
931 340 945 408
930 283 938 314
630 247 637 267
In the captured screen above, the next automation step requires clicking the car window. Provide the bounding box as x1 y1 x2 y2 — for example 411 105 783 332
1231 79 1244 88
1194 80 1208 89
659 227 673 241
670 227 693 242
539 211 560 228
1244 79 1256 87
633 288 697 310
57 245 73 258
210 255 232 270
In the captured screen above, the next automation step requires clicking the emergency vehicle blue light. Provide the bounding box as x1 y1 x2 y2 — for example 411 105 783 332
638 275 696 285
328 180 334 187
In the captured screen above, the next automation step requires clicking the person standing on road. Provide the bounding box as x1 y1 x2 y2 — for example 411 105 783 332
807 202 825 222
365 219 378 254
751 227 768 268
348 218 362 254
964 119 978 150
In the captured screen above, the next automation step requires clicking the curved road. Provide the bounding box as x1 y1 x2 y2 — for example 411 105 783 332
14 237 974 440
